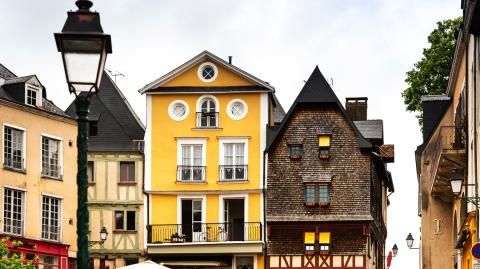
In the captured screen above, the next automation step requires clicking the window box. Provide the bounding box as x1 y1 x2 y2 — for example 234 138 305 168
289 145 303 160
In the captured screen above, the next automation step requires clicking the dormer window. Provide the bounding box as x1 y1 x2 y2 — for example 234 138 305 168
26 84 41 107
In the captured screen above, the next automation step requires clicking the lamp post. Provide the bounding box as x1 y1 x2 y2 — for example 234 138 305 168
88 227 109 247
392 244 398 257
54 1 111 268
406 233 420 250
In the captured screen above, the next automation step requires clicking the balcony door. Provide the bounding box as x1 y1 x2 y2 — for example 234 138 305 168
181 199 203 242
224 199 245 241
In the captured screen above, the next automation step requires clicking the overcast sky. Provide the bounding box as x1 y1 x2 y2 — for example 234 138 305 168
0 0 461 268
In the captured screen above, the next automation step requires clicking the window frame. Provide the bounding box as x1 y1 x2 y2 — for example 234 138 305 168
304 231 316 254
197 62 219 82
318 135 331 159
3 124 26 171
288 144 303 160
196 95 219 128
304 184 330 207
168 100 189 121
41 195 62 242
219 138 249 181
177 139 207 182
226 99 248 120
88 121 98 136
119 161 136 184
25 84 42 107
114 210 136 232
87 161 95 184
41 134 63 179
2 187 25 236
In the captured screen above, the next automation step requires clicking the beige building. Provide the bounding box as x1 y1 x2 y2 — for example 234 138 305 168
0 64 78 268
416 1 479 268
66 73 145 269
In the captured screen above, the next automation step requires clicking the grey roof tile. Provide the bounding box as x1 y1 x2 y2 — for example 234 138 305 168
354 120 383 141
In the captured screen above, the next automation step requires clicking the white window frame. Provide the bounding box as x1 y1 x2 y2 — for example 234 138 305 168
2 186 26 236
2 123 27 170
40 133 63 179
41 195 62 242
197 62 219 82
176 138 207 166
219 194 249 241
168 100 189 121
227 99 248 120
219 138 248 181
177 195 207 242
25 84 42 107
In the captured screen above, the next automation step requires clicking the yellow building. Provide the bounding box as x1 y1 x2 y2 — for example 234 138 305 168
66 73 146 268
140 51 282 269
0 64 78 268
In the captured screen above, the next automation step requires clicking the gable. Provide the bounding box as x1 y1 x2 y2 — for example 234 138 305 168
162 61 256 87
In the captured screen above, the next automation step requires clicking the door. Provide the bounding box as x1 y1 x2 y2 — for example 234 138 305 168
181 199 203 242
224 199 245 241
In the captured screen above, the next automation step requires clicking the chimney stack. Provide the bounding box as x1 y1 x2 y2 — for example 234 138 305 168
345 97 368 121
228 56 233 64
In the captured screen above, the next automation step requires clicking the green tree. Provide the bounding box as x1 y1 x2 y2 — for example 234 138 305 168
402 17 463 126
0 237 36 269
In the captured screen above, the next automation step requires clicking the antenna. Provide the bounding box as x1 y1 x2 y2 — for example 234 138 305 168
106 68 126 83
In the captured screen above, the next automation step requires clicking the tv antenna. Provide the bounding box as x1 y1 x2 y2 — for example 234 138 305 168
106 68 126 83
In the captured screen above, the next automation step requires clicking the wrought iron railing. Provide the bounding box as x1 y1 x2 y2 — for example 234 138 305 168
196 112 219 128
3 157 24 171
176 165 206 181
147 222 262 244
430 126 466 181
219 165 248 181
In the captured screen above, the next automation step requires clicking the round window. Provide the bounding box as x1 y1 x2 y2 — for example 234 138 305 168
198 62 218 82
227 99 248 120
168 100 189 121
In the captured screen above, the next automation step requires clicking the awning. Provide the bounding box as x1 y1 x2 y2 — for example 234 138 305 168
161 261 228 267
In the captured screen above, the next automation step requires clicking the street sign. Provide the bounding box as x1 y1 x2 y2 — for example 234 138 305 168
472 242 480 259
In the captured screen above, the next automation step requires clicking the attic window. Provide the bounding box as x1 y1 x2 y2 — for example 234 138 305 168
26 85 41 107
89 121 98 136
198 62 218 82
318 135 331 159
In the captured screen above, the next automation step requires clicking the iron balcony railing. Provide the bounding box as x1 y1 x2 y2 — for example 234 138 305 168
3 157 24 171
430 126 466 181
196 112 219 128
176 165 206 182
147 222 262 244
219 165 248 181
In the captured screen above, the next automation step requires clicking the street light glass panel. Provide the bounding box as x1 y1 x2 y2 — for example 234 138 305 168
100 226 108 241
392 244 398 257
450 178 463 196
406 233 414 248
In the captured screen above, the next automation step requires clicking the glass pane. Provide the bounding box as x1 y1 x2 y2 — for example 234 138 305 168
115 211 124 230
128 162 135 181
193 212 202 222
319 232 330 244
304 232 315 244
126 211 136 230
120 162 127 181
236 256 254 269
193 200 202 211
64 52 100 85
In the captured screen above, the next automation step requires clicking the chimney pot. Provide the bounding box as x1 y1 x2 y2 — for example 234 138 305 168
345 97 368 121
228 56 233 64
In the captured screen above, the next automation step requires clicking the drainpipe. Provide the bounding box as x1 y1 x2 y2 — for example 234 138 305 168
473 36 479 243
263 149 268 269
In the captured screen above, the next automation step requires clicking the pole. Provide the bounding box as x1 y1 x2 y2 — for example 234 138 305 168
76 96 90 269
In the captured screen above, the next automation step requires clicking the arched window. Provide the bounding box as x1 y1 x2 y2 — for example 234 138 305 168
197 97 218 128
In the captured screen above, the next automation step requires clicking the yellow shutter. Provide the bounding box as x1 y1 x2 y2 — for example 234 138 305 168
304 232 315 244
319 136 330 147
319 232 330 244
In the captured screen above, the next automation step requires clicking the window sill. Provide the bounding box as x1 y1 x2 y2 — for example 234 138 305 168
113 230 137 234
191 127 223 131
217 180 249 184
41 175 63 181
118 182 137 186
3 166 26 174
175 180 207 184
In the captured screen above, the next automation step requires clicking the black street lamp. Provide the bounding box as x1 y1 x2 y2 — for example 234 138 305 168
54 1 111 268
88 227 109 247
406 233 419 250
392 244 398 257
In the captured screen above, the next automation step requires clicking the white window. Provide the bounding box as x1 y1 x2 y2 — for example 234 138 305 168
179 145 204 181
227 99 248 120
25 84 41 107
3 126 25 170
39 255 58 269
41 136 61 178
197 96 218 128
219 139 248 181
41 195 61 241
197 62 218 82
168 100 189 121
3 188 25 235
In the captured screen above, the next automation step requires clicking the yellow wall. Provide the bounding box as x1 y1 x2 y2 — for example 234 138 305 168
462 214 476 269
0 101 78 253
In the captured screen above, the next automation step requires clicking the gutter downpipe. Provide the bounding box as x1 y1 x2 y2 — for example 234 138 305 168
473 35 479 243
263 148 268 269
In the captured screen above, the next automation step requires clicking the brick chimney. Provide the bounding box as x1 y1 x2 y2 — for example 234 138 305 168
345 97 368 121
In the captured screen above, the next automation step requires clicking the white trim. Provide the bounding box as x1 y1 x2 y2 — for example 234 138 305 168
260 93 268 190
176 138 207 167
2 123 27 170
2 185 27 192
41 192 64 200
226 99 248 120
233 254 258 269
25 83 42 107
40 133 64 141
218 193 249 223
196 95 220 113
168 100 189 121
40 194 63 242
2 186 27 236
40 134 64 177
144 193 149 247
145 95 152 191
218 138 249 166
138 51 275 93
197 62 219 83
176 194 207 225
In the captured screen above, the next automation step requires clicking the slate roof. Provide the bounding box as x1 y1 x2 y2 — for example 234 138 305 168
266 66 371 150
65 72 145 152
272 93 286 124
3 75 36 85
354 120 383 143
0 64 16 79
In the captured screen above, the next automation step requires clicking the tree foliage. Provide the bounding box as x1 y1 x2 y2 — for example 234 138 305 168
402 17 462 126
0 237 36 269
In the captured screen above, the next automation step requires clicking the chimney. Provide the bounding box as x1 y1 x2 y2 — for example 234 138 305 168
421 95 451 142
345 97 368 121
228 56 233 64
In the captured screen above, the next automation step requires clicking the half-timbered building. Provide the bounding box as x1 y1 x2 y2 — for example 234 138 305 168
266 67 394 269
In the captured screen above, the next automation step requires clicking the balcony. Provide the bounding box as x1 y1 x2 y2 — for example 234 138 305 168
147 222 262 244
196 112 219 128
219 165 248 181
176 165 205 182
430 126 466 197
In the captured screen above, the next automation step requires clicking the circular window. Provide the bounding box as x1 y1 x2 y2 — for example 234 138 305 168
227 99 248 120
198 62 218 82
168 100 189 121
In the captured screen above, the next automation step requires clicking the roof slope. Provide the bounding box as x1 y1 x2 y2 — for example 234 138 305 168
0 64 16 79
139 50 274 94
267 66 371 150
66 72 145 152
354 120 383 143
